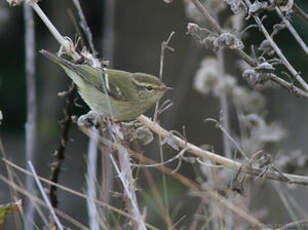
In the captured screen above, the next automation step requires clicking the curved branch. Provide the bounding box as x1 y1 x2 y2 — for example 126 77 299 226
137 115 308 186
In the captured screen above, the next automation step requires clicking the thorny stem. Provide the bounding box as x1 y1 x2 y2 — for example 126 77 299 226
49 83 77 208
244 0 308 91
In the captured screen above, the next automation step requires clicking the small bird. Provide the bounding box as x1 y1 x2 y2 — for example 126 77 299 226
41 50 169 121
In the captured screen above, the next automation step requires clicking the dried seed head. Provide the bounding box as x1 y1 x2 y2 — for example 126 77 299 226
255 62 275 73
242 69 260 85
214 32 244 49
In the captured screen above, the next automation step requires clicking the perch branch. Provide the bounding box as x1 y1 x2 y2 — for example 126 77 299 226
137 115 308 186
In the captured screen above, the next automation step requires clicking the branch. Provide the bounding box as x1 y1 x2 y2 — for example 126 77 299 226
268 74 308 98
111 153 147 230
293 3 308 23
275 7 308 56
49 83 77 208
137 115 308 186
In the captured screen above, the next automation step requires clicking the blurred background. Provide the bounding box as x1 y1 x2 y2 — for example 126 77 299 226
1 0 308 229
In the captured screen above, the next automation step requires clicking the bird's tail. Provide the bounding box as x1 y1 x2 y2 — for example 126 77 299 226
40 49 76 71
40 49 88 87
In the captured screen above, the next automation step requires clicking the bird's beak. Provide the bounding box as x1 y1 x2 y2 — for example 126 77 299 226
161 86 173 91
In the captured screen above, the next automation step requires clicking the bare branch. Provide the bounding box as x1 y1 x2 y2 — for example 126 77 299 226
137 115 308 185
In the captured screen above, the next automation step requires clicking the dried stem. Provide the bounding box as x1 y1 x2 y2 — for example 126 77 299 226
275 7 308 56
217 49 232 159
72 0 97 56
100 0 116 219
110 153 147 230
71 1 101 229
25 0 80 60
190 0 257 67
293 3 308 23
28 161 64 230
137 115 308 185
268 74 308 98
3 158 161 229
244 0 308 91
23 3 37 230
86 128 100 230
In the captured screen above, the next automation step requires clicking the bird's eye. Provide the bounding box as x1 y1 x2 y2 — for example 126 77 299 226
146 85 153 91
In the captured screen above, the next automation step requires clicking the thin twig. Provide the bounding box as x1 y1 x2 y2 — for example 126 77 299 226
3 158 159 230
0 174 90 230
132 146 189 168
0 138 23 229
205 118 248 160
153 32 175 226
110 154 147 230
72 0 97 56
273 183 298 225
268 73 308 98
191 190 266 229
275 7 308 56
276 219 308 230
293 3 308 23
154 31 175 121
28 161 64 230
